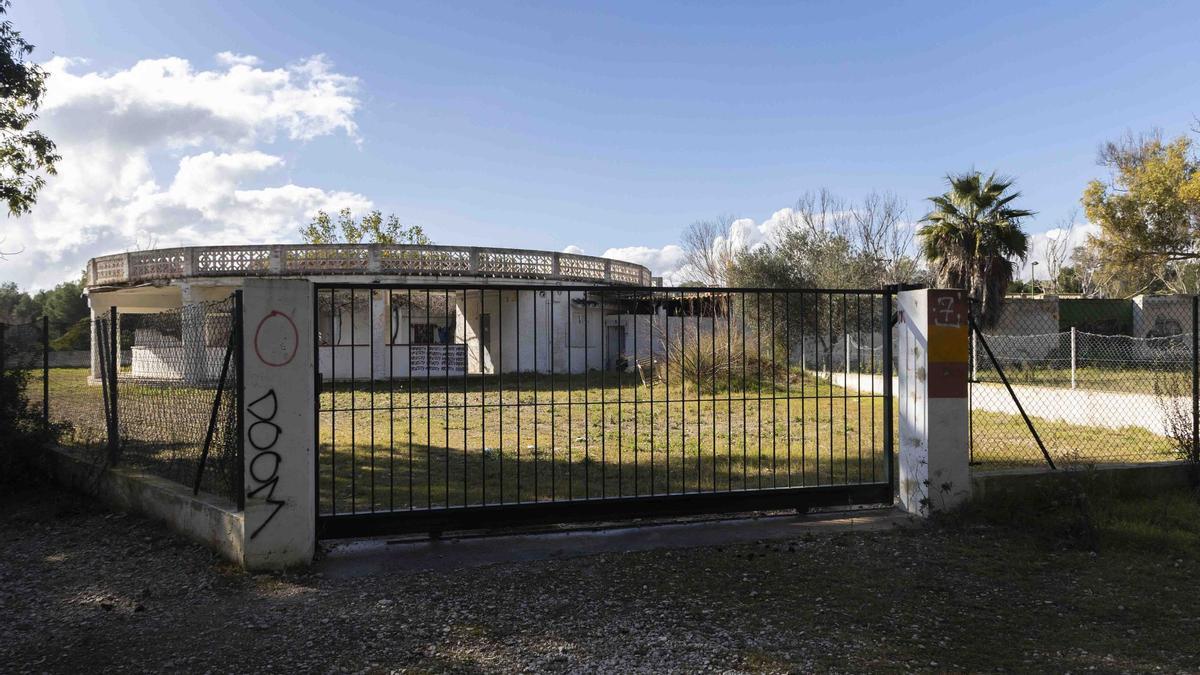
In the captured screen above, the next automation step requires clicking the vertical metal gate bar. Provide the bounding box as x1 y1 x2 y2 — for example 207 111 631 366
407 288 414 510
680 290 688 493
549 290 556 501
578 291 583 497
533 288 539 501
109 306 119 464
882 290 894 491
329 288 337 515
388 291 396 512
785 292 791 487
1192 294 1198 458
567 290 573 499
444 289 451 508
648 291 654 495
631 290 638 496
663 293 668 494
41 315 49 427
429 285 434 506
369 290 376 512
726 292 733 491
842 292 849 484
462 289 469 507
600 290 607 499
769 291 777 488
496 285 501 502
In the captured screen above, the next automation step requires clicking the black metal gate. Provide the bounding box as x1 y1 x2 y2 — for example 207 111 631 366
314 284 894 538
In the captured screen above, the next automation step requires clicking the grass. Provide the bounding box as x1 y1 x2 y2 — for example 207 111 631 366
975 363 1191 395
33 367 1185 511
969 409 1177 467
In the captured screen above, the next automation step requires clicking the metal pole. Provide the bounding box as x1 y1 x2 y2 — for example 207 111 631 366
108 306 119 463
42 315 49 427
970 313 1056 470
971 330 977 382
1070 326 1077 390
1192 295 1198 459
235 290 246 510
881 290 894 492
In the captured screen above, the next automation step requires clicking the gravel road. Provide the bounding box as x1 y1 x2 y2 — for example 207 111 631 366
2 486 1196 673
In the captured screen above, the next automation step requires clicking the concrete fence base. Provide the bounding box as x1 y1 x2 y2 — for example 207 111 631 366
43 448 245 565
971 461 1197 500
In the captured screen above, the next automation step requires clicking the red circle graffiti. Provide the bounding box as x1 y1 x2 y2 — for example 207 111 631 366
253 310 299 367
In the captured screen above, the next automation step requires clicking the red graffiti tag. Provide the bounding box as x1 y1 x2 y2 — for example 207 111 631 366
253 310 299 367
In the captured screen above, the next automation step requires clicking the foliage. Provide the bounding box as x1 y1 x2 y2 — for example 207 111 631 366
0 278 89 349
0 358 62 485
1082 130 1200 295
0 0 57 222
918 171 1032 325
725 189 924 289
300 208 432 246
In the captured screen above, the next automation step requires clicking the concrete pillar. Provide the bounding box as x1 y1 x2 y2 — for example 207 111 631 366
896 288 970 516
241 278 315 570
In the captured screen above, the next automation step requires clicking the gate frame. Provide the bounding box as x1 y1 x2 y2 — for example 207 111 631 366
312 282 897 539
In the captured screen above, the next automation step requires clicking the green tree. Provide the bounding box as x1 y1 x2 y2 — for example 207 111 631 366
0 0 57 220
918 171 1033 325
0 280 38 323
300 208 431 245
33 278 88 349
1081 130 1200 295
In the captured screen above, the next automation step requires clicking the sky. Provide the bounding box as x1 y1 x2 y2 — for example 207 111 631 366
3 0 1199 290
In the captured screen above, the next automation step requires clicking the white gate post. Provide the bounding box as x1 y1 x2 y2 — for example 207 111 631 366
896 289 970 516
240 278 316 570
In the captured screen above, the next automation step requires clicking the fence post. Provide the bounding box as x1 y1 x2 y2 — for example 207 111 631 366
108 306 119 463
1070 326 1077 390
896 288 970 516
42 315 49 427
1192 295 1197 457
240 278 315 570
970 329 977 381
234 290 245 511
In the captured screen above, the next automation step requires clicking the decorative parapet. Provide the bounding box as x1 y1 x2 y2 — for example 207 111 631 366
87 244 654 288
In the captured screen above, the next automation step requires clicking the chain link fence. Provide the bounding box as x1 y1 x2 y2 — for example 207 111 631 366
7 295 244 504
969 297 1195 467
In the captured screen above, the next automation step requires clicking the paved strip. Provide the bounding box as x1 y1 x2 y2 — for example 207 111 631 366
317 507 907 578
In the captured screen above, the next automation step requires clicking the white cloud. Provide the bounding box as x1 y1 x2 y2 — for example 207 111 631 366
600 244 688 284
561 244 585 255
1019 221 1101 280
215 52 261 67
1 53 367 290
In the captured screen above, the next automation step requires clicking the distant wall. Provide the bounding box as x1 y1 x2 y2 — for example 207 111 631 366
994 295 1189 338
990 297 1059 336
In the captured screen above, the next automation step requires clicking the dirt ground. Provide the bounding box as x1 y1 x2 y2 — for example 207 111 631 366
2 484 1199 674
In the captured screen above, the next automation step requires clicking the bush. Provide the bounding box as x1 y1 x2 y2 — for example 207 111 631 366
0 362 63 484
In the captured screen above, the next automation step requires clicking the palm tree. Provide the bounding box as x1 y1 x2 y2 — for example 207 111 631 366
918 171 1033 325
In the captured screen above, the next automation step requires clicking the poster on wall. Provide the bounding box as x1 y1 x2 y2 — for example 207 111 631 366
410 344 466 376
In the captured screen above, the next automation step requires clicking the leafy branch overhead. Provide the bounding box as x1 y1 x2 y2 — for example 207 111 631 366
299 208 432 246
0 0 59 218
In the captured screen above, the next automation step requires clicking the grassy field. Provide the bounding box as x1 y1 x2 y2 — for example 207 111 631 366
975 363 1191 395
33 367 1183 512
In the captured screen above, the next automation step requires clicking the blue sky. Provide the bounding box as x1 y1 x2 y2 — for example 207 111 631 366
6 0 1200 288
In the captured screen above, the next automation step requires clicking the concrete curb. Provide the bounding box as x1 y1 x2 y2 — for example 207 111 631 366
971 460 1197 499
44 447 244 565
